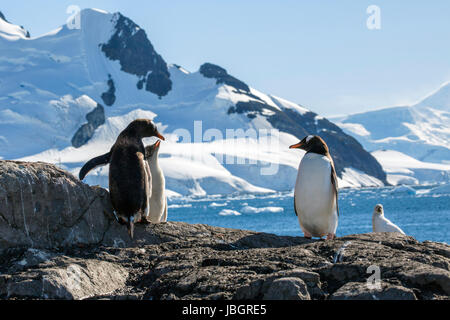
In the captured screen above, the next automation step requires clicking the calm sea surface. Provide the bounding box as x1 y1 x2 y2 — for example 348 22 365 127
167 186 450 244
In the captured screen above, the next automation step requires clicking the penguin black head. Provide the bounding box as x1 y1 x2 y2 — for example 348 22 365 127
289 135 329 155
124 119 165 140
374 204 384 215
145 140 161 159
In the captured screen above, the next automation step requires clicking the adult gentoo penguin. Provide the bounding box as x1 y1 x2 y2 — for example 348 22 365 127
79 119 165 238
372 204 405 234
289 135 339 240
145 140 167 223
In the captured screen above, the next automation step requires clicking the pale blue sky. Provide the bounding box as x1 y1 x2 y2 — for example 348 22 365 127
2 1 450 116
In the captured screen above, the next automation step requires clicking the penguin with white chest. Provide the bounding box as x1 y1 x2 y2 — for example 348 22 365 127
372 204 405 234
78 119 165 238
290 135 339 240
145 140 168 223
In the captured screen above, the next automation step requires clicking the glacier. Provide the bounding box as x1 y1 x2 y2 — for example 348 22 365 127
332 82 450 186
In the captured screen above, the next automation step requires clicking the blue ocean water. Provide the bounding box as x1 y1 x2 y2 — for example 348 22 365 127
167 186 450 244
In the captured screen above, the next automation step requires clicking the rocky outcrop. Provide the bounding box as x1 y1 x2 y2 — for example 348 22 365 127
1 254 128 299
0 161 448 300
1 222 448 300
200 63 250 93
0 11 8 22
101 13 172 98
101 75 116 106
0 160 113 248
71 103 105 148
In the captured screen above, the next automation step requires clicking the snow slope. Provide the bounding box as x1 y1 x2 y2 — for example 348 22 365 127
372 150 450 185
333 82 450 185
1 9 386 196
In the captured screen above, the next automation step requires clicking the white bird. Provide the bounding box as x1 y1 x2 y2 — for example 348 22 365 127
372 204 405 234
290 135 339 240
145 140 167 223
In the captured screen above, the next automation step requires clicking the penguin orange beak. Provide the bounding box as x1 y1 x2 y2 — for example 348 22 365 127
289 141 304 149
155 140 161 148
156 132 165 141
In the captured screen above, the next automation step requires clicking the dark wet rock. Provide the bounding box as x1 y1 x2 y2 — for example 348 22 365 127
200 63 250 93
71 103 105 148
101 13 172 98
101 75 116 106
0 162 448 300
228 100 387 183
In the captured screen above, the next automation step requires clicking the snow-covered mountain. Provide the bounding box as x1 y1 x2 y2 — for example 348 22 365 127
333 82 450 185
0 9 387 196
0 11 29 39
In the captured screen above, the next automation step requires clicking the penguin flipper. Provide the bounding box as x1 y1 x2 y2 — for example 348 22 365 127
293 196 298 217
79 152 111 180
330 163 339 217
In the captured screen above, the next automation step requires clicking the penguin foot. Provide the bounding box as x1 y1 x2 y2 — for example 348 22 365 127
137 217 151 224
326 233 336 240
304 231 312 239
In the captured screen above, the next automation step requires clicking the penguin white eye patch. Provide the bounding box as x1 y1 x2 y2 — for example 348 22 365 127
306 135 314 143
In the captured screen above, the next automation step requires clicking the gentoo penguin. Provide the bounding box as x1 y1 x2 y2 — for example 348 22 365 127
290 135 339 240
372 204 405 234
79 119 165 238
145 140 167 223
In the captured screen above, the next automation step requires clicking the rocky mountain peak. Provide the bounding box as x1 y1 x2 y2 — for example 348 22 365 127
0 11 8 22
200 62 250 93
101 12 172 98
0 10 30 38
